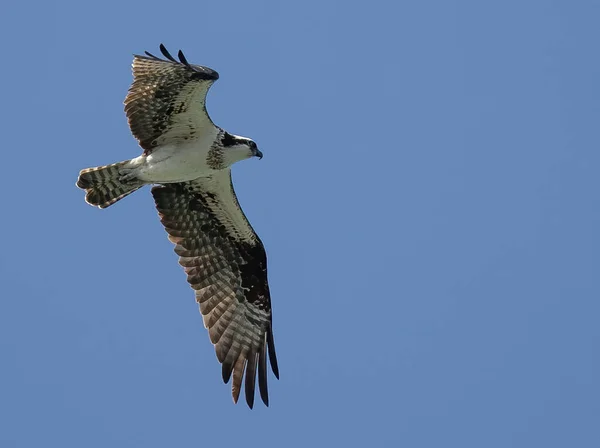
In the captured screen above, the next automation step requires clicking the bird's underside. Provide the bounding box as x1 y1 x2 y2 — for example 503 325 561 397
76 44 278 408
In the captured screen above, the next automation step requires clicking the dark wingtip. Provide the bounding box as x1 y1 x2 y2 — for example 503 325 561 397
222 361 234 384
245 351 257 409
141 44 219 81
178 49 190 67
144 50 159 59
267 328 280 379
258 342 269 406
159 44 177 62
245 383 256 409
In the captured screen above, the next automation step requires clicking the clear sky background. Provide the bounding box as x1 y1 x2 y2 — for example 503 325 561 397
1 1 599 446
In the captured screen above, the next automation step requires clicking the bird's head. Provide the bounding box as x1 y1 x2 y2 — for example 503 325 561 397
220 131 263 166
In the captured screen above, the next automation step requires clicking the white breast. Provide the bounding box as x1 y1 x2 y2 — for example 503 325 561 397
134 129 219 183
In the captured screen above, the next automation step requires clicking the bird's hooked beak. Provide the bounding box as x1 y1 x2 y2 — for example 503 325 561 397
254 148 263 160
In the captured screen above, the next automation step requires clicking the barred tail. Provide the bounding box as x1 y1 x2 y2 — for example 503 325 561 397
76 160 144 208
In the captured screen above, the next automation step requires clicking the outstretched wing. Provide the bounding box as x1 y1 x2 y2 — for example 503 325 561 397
124 44 220 154
152 170 279 408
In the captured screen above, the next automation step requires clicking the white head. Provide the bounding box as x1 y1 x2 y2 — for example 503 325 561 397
219 131 263 167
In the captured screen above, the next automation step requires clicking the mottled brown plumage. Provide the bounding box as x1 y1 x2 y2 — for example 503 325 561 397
124 44 219 154
152 175 279 407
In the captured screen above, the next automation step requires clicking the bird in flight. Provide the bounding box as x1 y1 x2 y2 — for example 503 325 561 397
76 44 279 408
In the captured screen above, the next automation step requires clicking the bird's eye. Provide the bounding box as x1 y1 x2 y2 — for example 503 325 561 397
249 141 257 149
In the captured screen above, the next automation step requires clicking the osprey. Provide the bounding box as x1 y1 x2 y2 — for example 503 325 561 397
76 44 279 408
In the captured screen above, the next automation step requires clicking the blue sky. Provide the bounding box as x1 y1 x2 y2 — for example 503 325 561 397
1 0 599 446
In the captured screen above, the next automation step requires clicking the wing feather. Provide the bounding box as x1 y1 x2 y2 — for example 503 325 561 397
125 44 219 153
151 173 278 408
258 337 269 405
245 349 258 409
231 354 248 403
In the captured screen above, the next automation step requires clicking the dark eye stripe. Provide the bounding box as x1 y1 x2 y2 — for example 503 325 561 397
221 132 256 149
222 132 237 147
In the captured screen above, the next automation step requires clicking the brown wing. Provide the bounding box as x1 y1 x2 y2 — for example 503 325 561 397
124 44 219 154
152 171 279 408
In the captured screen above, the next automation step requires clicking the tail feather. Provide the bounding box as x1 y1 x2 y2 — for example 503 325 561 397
77 160 144 208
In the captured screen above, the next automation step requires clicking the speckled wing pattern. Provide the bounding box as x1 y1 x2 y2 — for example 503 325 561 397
124 44 220 153
152 171 279 408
